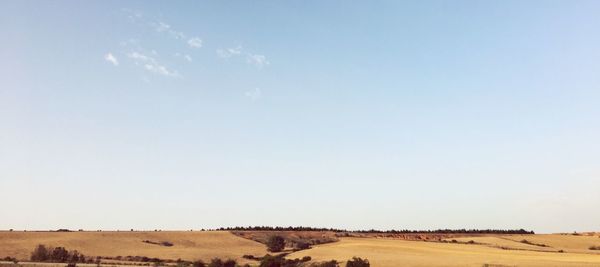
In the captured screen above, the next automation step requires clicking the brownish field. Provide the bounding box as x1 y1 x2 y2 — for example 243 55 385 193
0 231 266 264
231 231 339 248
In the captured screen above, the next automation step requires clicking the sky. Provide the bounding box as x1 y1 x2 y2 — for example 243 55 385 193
1 1 599 234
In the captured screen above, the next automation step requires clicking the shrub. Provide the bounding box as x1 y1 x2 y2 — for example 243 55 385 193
242 255 260 261
31 244 50 262
294 241 310 250
345 257 369 267
310 260 338 267
589 246 600 250
259 254 285 267
266 235 285 252
50 247 70 262
192 260 206 267
302 256 312 262
207 258 236 267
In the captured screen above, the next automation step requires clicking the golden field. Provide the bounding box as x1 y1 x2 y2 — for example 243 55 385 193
288 236 600 267
2 231 600 266
0 231 266 264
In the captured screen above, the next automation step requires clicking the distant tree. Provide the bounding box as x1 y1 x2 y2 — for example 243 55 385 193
266 235 285 252
31 244 50 262
345 257 369 267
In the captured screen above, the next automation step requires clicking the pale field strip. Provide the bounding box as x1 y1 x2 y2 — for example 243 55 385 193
288 237 600 267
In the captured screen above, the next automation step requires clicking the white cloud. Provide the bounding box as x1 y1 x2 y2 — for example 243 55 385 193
155 21 170 32
245 88 262 101
216 46 242 58
104 53 119 66
247 54 270 68
187 37 203 48
127 51 179 77
154 21 186 40
122 9 143 23
175 53 193 62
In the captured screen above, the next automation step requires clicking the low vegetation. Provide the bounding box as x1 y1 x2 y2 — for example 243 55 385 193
345 257 370 267
590 246 600 250
142 240 174 247
520 239 549 247
266 236 285 252
206 258 238 267
30 244 91 263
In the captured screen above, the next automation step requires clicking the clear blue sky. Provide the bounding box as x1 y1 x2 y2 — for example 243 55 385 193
1 1 599 233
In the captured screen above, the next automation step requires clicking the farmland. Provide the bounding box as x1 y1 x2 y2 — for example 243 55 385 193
0 231 266 265
289 235 600 267
1 231 600 266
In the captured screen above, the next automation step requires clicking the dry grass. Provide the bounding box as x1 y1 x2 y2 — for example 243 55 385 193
497 234 600 254
288 237 600 267
0 231 267 264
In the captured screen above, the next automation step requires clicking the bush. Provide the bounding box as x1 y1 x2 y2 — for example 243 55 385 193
31 244 50 262
207 258 236 267
258 254 314 267
259 254 285 267
345 257 369 267
266 235 285 252
242 255 260 261
310 260 338 267
192 260 206 267
294 241 310 250
589 246 600 250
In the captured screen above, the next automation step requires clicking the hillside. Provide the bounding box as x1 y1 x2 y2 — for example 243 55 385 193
0 231 267 264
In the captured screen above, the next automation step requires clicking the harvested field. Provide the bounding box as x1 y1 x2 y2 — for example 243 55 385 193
449 234 600 254
288 237 600 267
0 231 267 264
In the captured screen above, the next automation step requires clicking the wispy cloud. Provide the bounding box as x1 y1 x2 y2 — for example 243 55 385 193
187 37 203 48
246 54 270 68
122 8 143 23
245 88 262 101
216 46 242 58
153 21 186 40
104 53 119 66
175 53 193 62
128 51 180 77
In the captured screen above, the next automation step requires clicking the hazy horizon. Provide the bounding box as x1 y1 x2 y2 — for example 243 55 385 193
1 0 599 234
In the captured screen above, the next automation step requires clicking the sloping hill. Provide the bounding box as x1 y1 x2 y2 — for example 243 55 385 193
0 231 267 263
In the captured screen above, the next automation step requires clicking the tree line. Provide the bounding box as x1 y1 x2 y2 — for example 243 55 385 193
221 226 534 234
